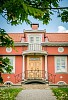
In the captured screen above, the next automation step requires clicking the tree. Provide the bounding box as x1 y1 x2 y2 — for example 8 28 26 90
0 29 14 83
0 57 13 83
0 0 68 83
0 0 68 25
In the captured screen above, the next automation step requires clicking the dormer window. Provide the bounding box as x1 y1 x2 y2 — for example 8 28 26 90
28 34 42 50
30 37 34 43
28 34 42 44
36 37 40 43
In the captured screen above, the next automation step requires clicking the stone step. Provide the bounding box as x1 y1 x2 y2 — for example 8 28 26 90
21 79 49 84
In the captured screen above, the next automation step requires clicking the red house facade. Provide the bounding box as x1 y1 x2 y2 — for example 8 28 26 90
0 24 68 84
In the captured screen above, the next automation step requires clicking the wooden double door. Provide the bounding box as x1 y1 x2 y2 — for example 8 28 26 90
26 56 43 79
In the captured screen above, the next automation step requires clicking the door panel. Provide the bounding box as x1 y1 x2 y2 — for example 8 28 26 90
27 56 42 79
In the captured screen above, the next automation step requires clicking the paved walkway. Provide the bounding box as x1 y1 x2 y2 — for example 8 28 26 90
16 84 57 100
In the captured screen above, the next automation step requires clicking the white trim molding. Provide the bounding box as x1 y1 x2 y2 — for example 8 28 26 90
55 56 67 73
45 55 48 79
4 81 13 85
6 47 12 53
57 81 67 85
22 55 25 80
58 47 64 53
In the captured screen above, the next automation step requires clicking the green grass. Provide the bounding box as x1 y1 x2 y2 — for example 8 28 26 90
52 88 68 100
0 88 22 100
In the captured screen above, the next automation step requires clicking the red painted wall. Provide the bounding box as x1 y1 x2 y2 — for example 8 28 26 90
43 46 68 55
48 56 68 84
0 46 27 55
2 56 23 84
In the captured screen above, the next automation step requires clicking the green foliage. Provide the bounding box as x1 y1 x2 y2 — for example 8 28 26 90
52 88 68 100
0 77 3 83
60 10 68 23
0 57 13 83
0 57 13 73
0 88 22 100
0 28 14 83
0 0 67 25
0 28 14 47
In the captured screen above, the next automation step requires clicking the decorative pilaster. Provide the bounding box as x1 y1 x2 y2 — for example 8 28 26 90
45 55 48 79
22 55 25 80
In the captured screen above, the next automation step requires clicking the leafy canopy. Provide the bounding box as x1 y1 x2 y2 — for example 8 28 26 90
0 0 68 25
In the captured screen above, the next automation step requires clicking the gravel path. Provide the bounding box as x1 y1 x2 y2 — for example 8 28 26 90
16 88 56 100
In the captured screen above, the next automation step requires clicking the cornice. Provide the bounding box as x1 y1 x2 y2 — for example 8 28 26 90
14 42 28 46
23 29 46 33
41 42 68 46
0 42 68 47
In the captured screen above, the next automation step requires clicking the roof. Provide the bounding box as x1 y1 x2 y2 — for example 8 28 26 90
9 33 24 42
8 33 68 42
46 33 68 42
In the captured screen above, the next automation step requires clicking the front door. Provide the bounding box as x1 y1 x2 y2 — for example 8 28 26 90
26 56 42 79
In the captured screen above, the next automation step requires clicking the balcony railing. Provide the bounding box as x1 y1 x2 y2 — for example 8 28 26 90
28 43 42 51
14 70 56 84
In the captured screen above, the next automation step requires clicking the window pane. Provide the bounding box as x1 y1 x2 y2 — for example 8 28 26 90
55 56 67 73
30 37 34 43
36 37 39 41
57 66 60 70
36 37 40 43
10 58 13 66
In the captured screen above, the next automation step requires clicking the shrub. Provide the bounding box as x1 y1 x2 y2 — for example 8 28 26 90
0 88 22 100
52 88 68 100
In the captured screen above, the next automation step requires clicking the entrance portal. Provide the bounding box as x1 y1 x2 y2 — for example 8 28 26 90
26 56 43 79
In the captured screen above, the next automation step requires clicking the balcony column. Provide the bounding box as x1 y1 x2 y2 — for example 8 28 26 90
22 54 25 80
45 55 48 80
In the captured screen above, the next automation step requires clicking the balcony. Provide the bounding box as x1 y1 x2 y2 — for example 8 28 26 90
28 43 42 51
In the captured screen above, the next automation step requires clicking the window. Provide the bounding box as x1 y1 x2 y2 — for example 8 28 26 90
55 56 67 73
57 81 66 85
6 47 12 53
30 37 34 43
58 47 64 53
28 34 42 44
28 34 42 50
30 57 40 61
36 37 40 43
3 56 15 73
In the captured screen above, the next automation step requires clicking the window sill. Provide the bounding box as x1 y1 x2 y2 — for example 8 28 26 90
2 73 15 74
55 72 68 74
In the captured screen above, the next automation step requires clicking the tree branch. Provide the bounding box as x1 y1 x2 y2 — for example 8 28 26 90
37 7 68 10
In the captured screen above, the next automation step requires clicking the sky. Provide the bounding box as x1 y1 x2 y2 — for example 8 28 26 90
0 0 68 33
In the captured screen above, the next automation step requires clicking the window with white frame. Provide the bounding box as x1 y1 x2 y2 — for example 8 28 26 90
36 37 40 43
30 37 34 43
28 34 42 50
3 56 15 73
55 56 67 73
28 34 42 44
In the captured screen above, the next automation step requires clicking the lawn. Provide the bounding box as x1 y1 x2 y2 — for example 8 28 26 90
0 88 22 100
52 88 68 100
